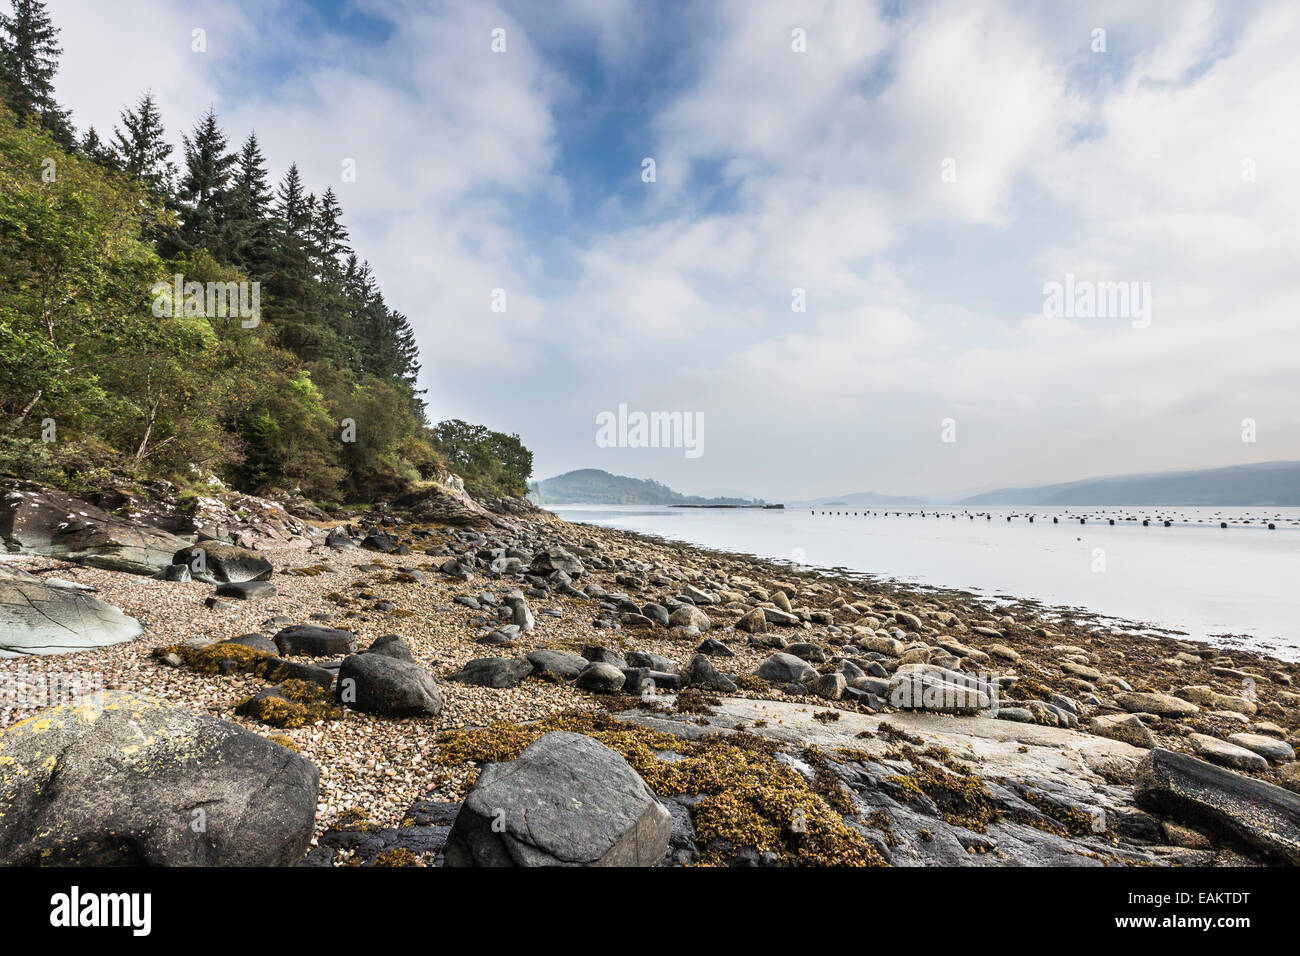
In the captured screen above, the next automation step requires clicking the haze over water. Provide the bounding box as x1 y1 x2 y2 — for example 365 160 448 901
548 505 1300 661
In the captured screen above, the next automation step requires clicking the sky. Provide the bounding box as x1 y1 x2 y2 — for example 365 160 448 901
43 0 1300 501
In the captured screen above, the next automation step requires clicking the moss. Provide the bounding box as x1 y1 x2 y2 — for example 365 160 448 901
284 564 331 577
153 641 279 678
372 848 419 866
883 745 1001 833
673 688 721 715
812 709 840 723
235 679 342 729
434 711 886 867
735 675 771 693
265 733 300 752
332 807 372 831
862 809 899 846
1022 791 1104 837
876 722 923 746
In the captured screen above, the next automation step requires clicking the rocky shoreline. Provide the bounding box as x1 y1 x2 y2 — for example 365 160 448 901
2 478 1298 867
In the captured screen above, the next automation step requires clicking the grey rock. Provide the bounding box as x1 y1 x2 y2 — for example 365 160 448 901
1189 733 1269 772
0 578 143 658
449 657 534 688
443 732 671 866
695 637 734 657
525 649 588 680
684 653 736 693
1 483 190 574
215 580 277 600
363 633 416 663
172 541 273 584
0 691 317 865
336 653 442 717
529 547 585 577
273 624 358 657
755 652 817 684
1227 733 1295 763
1135 748 1300 865
575 662 626 693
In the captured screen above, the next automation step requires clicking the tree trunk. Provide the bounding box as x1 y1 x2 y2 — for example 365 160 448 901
134 402 159 462
6 389 42 434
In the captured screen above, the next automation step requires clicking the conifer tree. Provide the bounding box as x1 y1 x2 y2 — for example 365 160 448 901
0 0 73 144
176 106 235 256
227 131 274 276
111 91 175 200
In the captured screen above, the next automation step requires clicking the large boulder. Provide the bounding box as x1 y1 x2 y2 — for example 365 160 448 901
172 541 272 584
336 653 442 717
0 577 143 657
443 732 671 866
0 691 318 865
1 482 191 574
1134 748 1300 865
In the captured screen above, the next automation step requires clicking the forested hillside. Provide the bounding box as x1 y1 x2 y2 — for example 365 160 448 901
0 0 530 501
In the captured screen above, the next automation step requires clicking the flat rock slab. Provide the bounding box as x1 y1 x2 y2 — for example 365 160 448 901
0 690 318 865
1116 692 1200 718
622 696 1147 795
443 731 670 866
1227 733 1295 764
1135 748 1300 865
0 578 143 658
1189 733 1269 772
1 483 192 574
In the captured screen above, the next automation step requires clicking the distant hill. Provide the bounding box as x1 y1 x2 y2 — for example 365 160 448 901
529 469 763 506
959 461 1300 506
791 491 931 509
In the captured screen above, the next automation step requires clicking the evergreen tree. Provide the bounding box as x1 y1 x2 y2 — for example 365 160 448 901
268 163 331 361
0 0 73 144
226 131 273 276
111 91 175 200
311 186 350 273
175 106 235 256
78 125 115 168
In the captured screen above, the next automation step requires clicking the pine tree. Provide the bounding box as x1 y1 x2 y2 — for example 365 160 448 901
226 132 274 276
268 163 332 360
176 106 235 256
0 0 73 144
78 125 116 168
111 91 175 200
311 187 350 275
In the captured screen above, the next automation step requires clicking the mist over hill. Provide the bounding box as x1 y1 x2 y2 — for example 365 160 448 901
528 469 763 506
957 461 1300 507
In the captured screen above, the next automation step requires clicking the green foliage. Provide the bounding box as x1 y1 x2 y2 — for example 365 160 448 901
427 419 532 498
0 0 534 505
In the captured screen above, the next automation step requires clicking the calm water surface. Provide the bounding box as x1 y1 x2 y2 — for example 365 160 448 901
547 504 1300 660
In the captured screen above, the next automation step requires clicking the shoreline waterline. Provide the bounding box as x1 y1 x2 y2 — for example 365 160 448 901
547 503 1300 663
